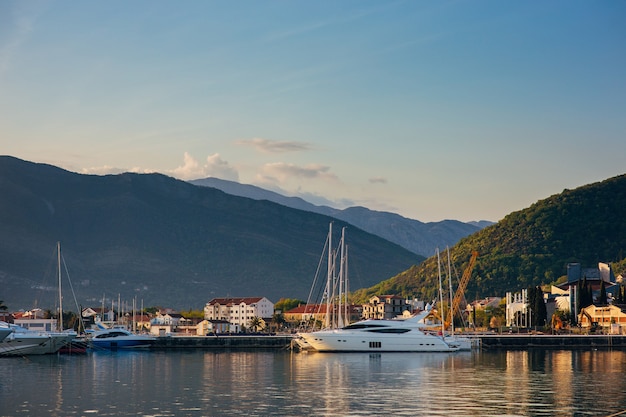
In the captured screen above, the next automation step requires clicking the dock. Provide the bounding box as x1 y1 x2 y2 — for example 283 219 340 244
477 334 626 349
144 333 626 351
150 334 294 350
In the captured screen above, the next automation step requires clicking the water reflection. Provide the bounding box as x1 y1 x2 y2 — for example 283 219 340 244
1 349 625 416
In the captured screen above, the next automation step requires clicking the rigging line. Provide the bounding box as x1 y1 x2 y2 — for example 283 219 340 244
61 253 87 333
305 232 329 307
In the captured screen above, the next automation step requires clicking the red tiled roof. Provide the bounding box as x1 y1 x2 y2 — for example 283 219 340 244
285 304 329 314
207 297 265 306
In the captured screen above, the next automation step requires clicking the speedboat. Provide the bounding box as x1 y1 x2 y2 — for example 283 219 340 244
0 322 76 356
297 312 459 353
89 328 156 350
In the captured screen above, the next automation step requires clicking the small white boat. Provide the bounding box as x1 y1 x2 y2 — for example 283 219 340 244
89 328 156 350
297 312 459 352
444 335 475 351
0 322 76 356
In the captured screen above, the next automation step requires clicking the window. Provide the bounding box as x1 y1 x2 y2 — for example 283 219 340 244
369 341 382 348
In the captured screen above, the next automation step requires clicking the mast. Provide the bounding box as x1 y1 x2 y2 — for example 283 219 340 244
344 237 349 326
57 241 63 332
337 227 346 328
437 248 444 335
325 222 332 329
447 247 454 336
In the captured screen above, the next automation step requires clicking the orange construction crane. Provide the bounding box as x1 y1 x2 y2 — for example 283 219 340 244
445 251 478 329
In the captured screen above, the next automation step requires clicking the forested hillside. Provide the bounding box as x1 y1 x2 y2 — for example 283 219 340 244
0 156 421 310
353 174 626 303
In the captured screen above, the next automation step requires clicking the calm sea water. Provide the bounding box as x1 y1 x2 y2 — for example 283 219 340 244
1 349 625 417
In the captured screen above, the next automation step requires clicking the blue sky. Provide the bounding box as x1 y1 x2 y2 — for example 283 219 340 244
1 1 624 222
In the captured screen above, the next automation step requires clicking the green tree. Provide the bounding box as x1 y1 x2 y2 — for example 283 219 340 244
0 300 7 311
533 286 547 328
270 312 286 332
274 298 306 313
248 316 263 332
180 309 205 320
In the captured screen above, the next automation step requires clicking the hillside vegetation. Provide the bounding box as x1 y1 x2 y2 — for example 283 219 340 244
353 174 626 303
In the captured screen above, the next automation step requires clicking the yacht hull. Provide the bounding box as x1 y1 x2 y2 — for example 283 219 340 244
298 328 458 352
0 332 76 356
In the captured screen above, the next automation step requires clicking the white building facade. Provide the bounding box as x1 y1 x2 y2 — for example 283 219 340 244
204 297 274 329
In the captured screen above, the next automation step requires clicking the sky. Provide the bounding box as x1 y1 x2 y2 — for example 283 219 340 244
1 1 624 222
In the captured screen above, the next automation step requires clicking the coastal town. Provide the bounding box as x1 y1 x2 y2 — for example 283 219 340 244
2 260 626 355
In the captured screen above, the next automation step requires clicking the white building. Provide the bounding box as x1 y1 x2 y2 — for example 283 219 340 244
204 297 274 329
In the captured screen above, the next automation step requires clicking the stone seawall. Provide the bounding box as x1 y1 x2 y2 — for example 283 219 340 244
151 335 294 350
478 334 626 349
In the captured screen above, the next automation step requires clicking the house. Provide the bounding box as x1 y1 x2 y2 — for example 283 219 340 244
134 314 152 332
82 307 115 327
467 297 502 313
578 304 626 334
284 304 328 326
558 262 619 308
204 319 240 334
204 297 274 330
362 295 410 319
152 312 187 326
14 317 59 332
284 304 362 327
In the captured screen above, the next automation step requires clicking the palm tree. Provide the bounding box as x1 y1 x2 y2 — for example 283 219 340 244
271 312 285 333
248 316 263 333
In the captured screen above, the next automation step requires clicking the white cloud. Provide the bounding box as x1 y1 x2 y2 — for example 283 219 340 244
259 162 337 182
169 152 239 181
369 177 388 184
79 165 125 175
235 137 313 153
77 153 239 181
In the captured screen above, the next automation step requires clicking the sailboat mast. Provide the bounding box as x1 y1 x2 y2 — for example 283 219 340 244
337 227 346 328
325 223 332 329
57 241 63 332
437 248 444 335
447 247 454 336
343 237 351 325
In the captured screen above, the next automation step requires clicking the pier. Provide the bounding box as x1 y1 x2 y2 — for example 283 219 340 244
477 334 626 349
145 333 626 351
151 334 294 350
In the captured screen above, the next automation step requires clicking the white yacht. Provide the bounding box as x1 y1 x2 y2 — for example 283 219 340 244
89 328 156 350
0 322 76 356
297 312 459 353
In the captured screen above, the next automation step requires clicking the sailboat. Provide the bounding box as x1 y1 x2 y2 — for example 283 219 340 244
296 225 459 352
0 242 77 356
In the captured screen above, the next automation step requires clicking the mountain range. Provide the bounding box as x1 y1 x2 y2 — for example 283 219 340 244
0 156 421 310
190 177 492 258
4 155 622 313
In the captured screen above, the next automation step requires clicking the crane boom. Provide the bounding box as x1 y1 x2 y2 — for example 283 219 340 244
445 251 478 329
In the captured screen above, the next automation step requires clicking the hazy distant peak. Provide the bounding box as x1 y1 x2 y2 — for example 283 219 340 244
190 177 489 257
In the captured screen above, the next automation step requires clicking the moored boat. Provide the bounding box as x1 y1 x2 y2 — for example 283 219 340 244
0 322 76 356
89 328 156 350
297 312 459 352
